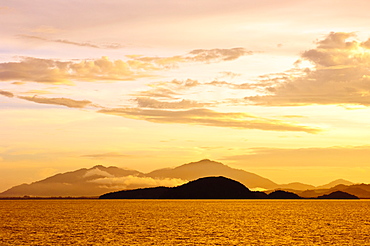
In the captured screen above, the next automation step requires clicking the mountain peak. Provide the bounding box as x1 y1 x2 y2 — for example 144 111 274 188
91 165 105 170
184 159 225 166
317 179 354 189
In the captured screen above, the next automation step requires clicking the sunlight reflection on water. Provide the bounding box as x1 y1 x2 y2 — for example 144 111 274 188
1 200 370 245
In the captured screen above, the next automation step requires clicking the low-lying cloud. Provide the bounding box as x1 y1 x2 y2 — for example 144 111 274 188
90 175 187 190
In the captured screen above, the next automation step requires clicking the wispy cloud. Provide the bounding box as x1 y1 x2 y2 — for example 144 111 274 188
90 175 187 190
130 47 253 66
246 32 370 106
99 107 320 133
135 97 209 109
186 47 253 62
18 96 92 108
19 35 125 49
0 90 14 98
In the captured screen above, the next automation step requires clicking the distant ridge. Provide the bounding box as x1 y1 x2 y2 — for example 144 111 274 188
147 159 278 189
316 179 354 189
0 160 278 197
317 191 359 199
0 165 144 197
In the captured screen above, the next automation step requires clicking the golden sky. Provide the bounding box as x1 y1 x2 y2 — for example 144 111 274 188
2 0 370 191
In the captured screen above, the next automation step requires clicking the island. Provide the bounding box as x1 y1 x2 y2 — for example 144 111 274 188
100 176 303 199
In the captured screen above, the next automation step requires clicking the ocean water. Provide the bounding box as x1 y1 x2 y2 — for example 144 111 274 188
1 200 370 245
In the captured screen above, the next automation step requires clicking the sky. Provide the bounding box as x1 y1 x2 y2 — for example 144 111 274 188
2 0 370 191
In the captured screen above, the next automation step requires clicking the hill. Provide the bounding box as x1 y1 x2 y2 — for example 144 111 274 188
0 160 278 197
100 176 259 199
316 179 354 189
317 191 359 199
147 159 278 189
0 165 145 197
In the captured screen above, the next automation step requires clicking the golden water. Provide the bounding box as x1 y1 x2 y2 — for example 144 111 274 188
1 200 370 245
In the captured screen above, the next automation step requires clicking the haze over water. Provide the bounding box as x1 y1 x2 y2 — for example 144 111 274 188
1 200 370 245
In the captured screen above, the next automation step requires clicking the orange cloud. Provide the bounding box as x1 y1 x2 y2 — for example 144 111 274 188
247 32 370 106
135 97 209 109
131 47 253 67
99 107 320 133
0 56 157 85
90 175 187 190
186 47 253 62
18 96 92 108
0 90 14 98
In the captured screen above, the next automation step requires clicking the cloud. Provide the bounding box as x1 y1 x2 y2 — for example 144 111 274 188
187 47 253 62
99 107 320 133
130 47 253 66
218 71 242 79
0 47 252 85
221 145 370 167
0 56 156 85
135 97 208 109
246 32 370 106
19 35 125 49
90 175 187 190
0 90 14 98
83 167 114 178
135 87 179 98
18 95 92 108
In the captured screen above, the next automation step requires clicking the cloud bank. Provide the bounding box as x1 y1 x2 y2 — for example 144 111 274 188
90 175 187 190
247 32 370 106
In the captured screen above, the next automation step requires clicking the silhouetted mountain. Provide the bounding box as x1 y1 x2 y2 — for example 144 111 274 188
0 165 145 197
100 177 307 199
147 159 278 189
316 179 354 189
317 191 359 199
268 190 301 199
100 176 261 199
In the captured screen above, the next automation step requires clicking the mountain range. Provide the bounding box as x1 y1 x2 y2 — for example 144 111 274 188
0 159 359 197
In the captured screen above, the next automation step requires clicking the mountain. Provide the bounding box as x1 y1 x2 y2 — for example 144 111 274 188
147 159 278 189
316 179 354 189
317 191 359 199
0 165 145 197
0 160 278 197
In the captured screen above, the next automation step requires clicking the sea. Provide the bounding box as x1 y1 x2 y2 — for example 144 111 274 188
1 200 370 245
